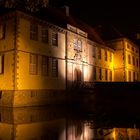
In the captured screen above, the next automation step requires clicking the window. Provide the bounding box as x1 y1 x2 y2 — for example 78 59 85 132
0 55 4 74
30 23 38 40
132 47 134 51
132 56 135 66
133 72 135 81
52 58 58 77
105 69 108 80
0 24 5 39
110 70 112 81
109 52 112 62
74 39 82 51
42 56 49 76
42 28 48 43
99 68 102 80
29 54 38 75
93 46 96 58
105 50 107 61
127 44 130 49
128 54 131 64
137 73 139 81
0 91 2 99
93 66 96 80
136 58 138 67
52 31 58 46
128 71 131 81
98 48 101 59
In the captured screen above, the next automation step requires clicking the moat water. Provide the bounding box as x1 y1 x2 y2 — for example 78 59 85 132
1 98 140 140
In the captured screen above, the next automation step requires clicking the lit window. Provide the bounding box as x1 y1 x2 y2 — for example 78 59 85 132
0 24 5 39
30 23 38 40
29 54 38 75
52 31 58 46
42 27 48 43
0 54 4 74
42 56 49 76
98 48 101 59
128 54 131 64
52 58 58 77
93 46 96 58
105 50 107 61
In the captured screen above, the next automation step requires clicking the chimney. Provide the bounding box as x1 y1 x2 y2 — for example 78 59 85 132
61 5 69 16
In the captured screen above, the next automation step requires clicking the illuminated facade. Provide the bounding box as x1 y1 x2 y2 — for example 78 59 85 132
107 38 139 82
0 9 139 107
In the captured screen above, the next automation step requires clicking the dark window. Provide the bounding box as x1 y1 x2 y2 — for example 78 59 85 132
105 50 107 61
128 54 131 64
133 72 135 81
105 69 108 80
29 54 38 75
30 23 38 41
128 71 131 81
132 56 135 66
132 47 134 51
98 48 101 59
93 67 96 80
110 52 112 62
42 28 48 43
0 91 2 99
0 55 4 74
99 68 102 80
42 56 49 76
136 58 138 67
52 31 58 46
110 70 112 81
93 46 96 58
52 59 58 77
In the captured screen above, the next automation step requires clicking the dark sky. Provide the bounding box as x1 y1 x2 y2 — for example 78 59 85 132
49 0 140 43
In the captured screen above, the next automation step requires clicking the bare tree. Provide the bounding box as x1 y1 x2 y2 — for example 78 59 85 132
1 0 49 12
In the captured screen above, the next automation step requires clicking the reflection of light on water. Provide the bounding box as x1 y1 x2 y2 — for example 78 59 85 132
84 124 89 140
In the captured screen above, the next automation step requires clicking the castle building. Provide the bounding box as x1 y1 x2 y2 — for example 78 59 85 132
0 7 139 107
107 38 139 82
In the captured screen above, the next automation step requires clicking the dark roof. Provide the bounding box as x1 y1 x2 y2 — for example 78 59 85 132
35 6 105 44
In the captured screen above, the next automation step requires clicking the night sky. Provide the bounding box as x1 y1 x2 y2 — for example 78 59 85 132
49 0 140 44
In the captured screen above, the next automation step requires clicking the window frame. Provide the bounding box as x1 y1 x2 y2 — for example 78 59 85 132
42 56 49 76
29 54 38 75
52 58 58 77
0 54 4 74
30 23 38 41
42 27 49 43
52 31 58 46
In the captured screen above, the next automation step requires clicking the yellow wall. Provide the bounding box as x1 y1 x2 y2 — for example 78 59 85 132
15 16 66 90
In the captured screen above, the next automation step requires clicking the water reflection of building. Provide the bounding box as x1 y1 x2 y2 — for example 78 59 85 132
0 5 139 107
0 107 140 140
